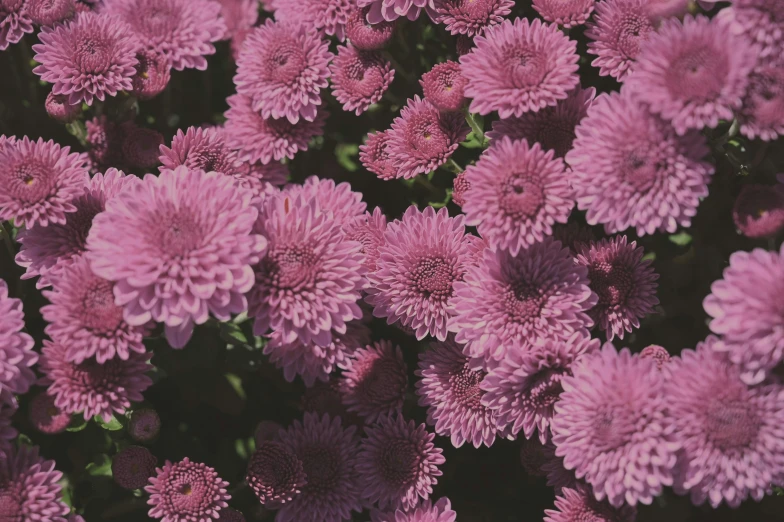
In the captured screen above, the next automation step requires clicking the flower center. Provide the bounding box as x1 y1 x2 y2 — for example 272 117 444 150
301 445 339 490
500 174 545 219
526 370 564 410
380 439 419 485
617 13 651 59
265 245 319 291
411 255 455 300
80 279 125 334
505 279 544 324
622 149 661 192
158 211 201 258
508 47 548 89
589 261 634 307
11 161 53 203
668 46 727 103
705 399 760 451
266 43 307 84
448 362 484 409
75 37 111 75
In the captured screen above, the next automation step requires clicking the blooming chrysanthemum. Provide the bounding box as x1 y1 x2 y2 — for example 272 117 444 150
585 0 654 81
431 0 513 37
339 340 408 422
416 338 510 448
626 15 757 135
732 184 784 239
460 18 579 118
146 458 231 522
371 497 457 522
27 0 74 26
532 0 595 28
344 207 388 272
551 345 677 507
462 137 573 254
330 45 394 116
357 0 433 24
357 414 445 510
360 130 398 180
159 126 241 175
0 279 37 403
216 0 257 39
0 136 87 228
718 0 784 58
544 486 637 522
283 175 367 227
703 244 784 385
246 441 307 506
0 446 70 521
234 19 332 124
551 221 596 256
451 172 468 207
366 205 475 340
0 401 16 452
32 12 138 105
274 0 353 41
449 238 596 365
129 408 161 442
39 340 153 422
0 0 33 51
387 96 468 179
87 166 266 348
566 90 714 236
738 60 784 141
112 446 157 490
86 115 123 168
345 6 395 50
130 49 170 100
639 345 670 370
481 332 600 443
233 161 289 201
420 61 467 112
45 92 80 123
28 392 70 434
102 0 225 71
667 337 784 508
120 122 163 169
276 413 362 522
224 93 328 164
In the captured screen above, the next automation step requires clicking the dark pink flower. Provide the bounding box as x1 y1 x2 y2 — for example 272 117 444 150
274 0 353 41
130 49 170 100
145 458 231 522
129 408 161 442
246 441 307 506
0 446 70 521
28 392 70 434
738 60 784 141
532 0 595 28
733 183 784 239
112 446 157 490
371 497 456 522
420 60 467 112
0 0 33 51
544 486 637 522
120 122 164 169
330 45 394 116
0 278 38 403
357 0 434 24
360 130 398 180
346 6 395 50
431 0 513 37
551 222 596 256
86 115 123 168
45 91 80 123
27 0 74 26
339 340 408 422
159 126 241 175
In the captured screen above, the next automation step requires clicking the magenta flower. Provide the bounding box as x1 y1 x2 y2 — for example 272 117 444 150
357 0 434 24
0 0 33 51
159 126 241 175
234 19 332 124
330 45 394 116
346 6 395 50
732 184 784 239
544 486 637 522
0 279 37 403
86 115 123 168
460 18 579 118
102 0 226 71
566 90 714 236
703 244 784 385
215 0 257 40
112 446 157 490
233 161 289 201
451 172 468 207
532 0 595 28
719 0 784 59
646 0 688 19
120 122 164 169
283 175 368 228
551 344 678 507
146 458 231 522
640 345 670 370
344 207 388 272
738 60 784 142
0 446 70 521
27 0 74 26
339 340 408 422
360 130 398 180
246 441 307 506
129 408 161 442
357 414 445 510
462 137 573 255
626 15 757 135
371 497 457 522
28 392 71 434
431 0 513 37
45 92 81 123
420 61 467 112
387 96 468 179
273 0 353 41
130 49 170 100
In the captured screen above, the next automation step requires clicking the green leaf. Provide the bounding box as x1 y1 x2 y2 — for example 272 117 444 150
225 373 246 400
94 415 123 431
669 232 692 246
86 454 113 477
66 415 87 432
335 143 359 172
642 252 656 262
221 322 248 346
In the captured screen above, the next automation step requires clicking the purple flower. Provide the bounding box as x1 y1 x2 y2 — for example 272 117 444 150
360 130 398 180
129 408 161 442
666 337 784 508
357 0 434 24
273 0 353 41
646 0 688 19
626 15 757 135
460 18 579 118
130 49 170 100
233 161 289 201
0 136 87 228
283 175 368 228
145 458 231 522
346 6 395 50
449 238 596 365
159 126 241 175
420 61 467 112
27 0 74 26
86 115 123 168
357 414 445 510
215 0 257 39
0 279 37 403
120 122 163 169
532 0 595 28
416 337 511 448
340 340 408 422
0 402 16 452
87 166 266 348
703 244 784 385
344 207 388 273
451 172 468 207
544 486 637 522
431 0 513 37
738 60 784 141
112 446 157 490
566 90 714 236
462 137 573 255
366 205 477 341
0 446 70 521
217 508 245 522
0 0 33 51
733 183 784 239
102 0 226 71
28 392 71 434
639 345 670 370
330 45 394 116
551 344 678 507
539 442 578 492
371 497 457 522
481 332 600 443
45 92 81 123
718 0 784 59
387 96 468 179
246 441 307 506
234 19 332 124
224 93 328 164
276 413 362 522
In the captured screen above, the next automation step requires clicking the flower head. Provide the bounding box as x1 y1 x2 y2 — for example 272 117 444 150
112 446 157 490
544 486 637 522
45 92 81 123
718 0 784 58
274 0 353 41
738 60 784 141
420 60 467 112
0 279 37 402
733 183 784 239
340 340 408 422
431 0 513 37
360 130 398 180
130 49 170 100
346 6 395 50
371 497 457 522
216 0 257 39
0 446 70 521
159 126 241 175
283 175 367 228
146 458 231 522
357 0 433 24
639 345 670 370
246 441 307 506
27 0 74 26
86 115 123 168
129 408 161 442
120 122 163 169
532 0 595 28
28 392 71 434
344 207 388 272
330 45 394 116
0 0 33 51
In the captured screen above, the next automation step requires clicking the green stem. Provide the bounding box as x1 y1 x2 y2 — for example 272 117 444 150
414 175 440 196
445 158 463 173
465 111 485 145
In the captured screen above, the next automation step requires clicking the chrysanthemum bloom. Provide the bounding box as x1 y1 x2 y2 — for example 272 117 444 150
0 136 87 228
357 414 445 510
0 401 17 452
87 166 266 348
27 0 74 26
130 49 170 100
719 0 784 59
28 392 71 434
86 115 124 168
551 345 678 507
387 96 468 179
360 130 398 180
544 486 637 522
345 6 395 50
532 0 595 28
129 408 161 442
626 15 757 135
224 93 328 164
232 161 289 201
585 0 654 82
39 340 153 422
234 19 332 124
102 0 225 71
0 279 37 403
32 12 138 106
640 345 670 370
276 413 363 522
0 0 33 51
274 0 353 41
0 446 70 521
120 122 164 169
357 0 433 24
416 338 510 448
566 90 714 236
703 244 784 385
339 340 408 422
420 61 467 112
732 184 784 239
366 206 475 340
344 207 388 272
738 61 784 141
460 18 579 118
249 192 364 347
551 221 596 256
450 173 470 209
330 45 394 116
146 458 231 522
666 337 784 508
431 0 513 37
371 497 457 522
481 332 600 443
159 126 241 175
283 175 367 228
216 0 257 40
112 446 157 490
462 137 573 254
246 441 307 506
449 238 596 365
45 92 80 123
217 508 245 521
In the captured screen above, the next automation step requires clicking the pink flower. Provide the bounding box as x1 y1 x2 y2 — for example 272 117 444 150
360 130 398 180
274 0 353 41
357 0 434 24
431 0 513 37
738 60 784 141
346 6 395 50
0 0 33 51
532 0 595 28
732 183 784 239
246 441 307 507
0 446 70 521
145 458 231 522
544 486 636 522
420 61 467 112
340 340 408 422
0 278 38 403
330 45 394 116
